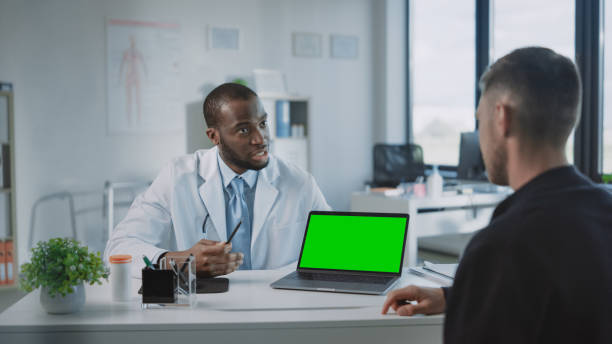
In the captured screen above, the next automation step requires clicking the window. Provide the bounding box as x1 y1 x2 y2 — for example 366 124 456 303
603 1 612 173
492 0 576 163
411 0 476 166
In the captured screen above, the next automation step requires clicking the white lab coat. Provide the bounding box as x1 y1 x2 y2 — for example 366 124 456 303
104 147 331 271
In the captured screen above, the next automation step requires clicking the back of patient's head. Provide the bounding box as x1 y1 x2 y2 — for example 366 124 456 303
479 47 582 148
203 83 257 128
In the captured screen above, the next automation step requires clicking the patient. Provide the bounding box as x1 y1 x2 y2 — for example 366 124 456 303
382 47 612 343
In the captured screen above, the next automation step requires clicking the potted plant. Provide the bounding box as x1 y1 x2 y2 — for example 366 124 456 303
19 237 109 314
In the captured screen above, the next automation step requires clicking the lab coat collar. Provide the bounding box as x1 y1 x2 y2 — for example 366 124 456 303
197 146 279 245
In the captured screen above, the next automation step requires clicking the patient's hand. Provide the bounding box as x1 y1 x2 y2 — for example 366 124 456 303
381 285 446 316
165 239 244 277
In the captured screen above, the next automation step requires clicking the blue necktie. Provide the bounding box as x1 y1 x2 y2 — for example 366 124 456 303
227 176 252 269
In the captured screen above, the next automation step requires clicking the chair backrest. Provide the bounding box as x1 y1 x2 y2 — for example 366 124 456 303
457 131 487 181
103 180 151 243
373 144 425 187
29 192 77 250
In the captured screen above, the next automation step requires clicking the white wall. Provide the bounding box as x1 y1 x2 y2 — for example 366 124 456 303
384 0 407 143
0 0 399 264
373 0 407 144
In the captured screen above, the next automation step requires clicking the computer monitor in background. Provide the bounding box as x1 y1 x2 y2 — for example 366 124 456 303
457 131 488 181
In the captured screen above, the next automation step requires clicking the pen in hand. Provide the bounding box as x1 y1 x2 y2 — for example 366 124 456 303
226 220 243 244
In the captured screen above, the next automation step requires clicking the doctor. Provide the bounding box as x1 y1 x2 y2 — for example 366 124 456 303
104 83 331 276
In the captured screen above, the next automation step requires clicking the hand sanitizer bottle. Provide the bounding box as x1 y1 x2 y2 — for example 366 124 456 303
427 165 443 198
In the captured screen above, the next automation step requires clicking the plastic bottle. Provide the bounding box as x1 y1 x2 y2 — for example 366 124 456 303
427 165 444 198
110 254 133 301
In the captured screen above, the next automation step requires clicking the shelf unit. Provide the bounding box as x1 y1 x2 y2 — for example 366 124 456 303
259 93 310 172
0 86 17 289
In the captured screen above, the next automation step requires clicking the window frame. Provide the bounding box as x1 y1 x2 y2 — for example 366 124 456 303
406 0 606 181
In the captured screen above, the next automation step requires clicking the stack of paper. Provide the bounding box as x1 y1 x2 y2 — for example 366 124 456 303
408 261 458 287
423 261 458 279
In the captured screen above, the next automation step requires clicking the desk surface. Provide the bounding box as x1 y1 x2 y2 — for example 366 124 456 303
0 266 445 344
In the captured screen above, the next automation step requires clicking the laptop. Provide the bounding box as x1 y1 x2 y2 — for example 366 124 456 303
270 211 409 295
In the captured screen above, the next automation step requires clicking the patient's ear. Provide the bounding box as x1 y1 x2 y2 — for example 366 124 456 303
206 128 220 145
494 95 513 138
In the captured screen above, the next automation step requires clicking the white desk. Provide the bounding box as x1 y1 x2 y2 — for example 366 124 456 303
351 190 510 265
0 267 445 344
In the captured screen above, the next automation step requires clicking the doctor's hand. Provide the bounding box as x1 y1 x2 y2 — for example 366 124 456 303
381 285 446 316
165 239 244 277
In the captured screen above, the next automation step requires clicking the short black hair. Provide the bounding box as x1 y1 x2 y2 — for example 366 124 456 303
203 83 258 128
479 47 582 147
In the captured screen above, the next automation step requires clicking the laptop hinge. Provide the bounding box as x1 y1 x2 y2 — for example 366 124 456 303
296 268 398 278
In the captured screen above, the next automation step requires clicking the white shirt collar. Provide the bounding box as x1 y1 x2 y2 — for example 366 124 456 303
217 150 259 189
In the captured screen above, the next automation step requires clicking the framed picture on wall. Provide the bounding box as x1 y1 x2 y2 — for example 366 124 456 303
106 18 183 135
292 32 322 58
330 34 359 59
208 26 240 50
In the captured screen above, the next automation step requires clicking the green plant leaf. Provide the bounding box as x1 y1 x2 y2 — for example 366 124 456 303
18 237 109 297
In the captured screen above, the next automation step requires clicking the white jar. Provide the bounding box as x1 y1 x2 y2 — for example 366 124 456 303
109 255 133 301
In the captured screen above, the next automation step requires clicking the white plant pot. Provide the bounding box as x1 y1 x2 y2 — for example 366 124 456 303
40 282 86 314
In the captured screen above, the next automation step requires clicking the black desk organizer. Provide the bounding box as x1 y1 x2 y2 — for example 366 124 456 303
139 276 229 295
141 265 176 304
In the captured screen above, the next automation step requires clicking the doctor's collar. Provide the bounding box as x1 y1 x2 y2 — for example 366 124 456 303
217 151 259 189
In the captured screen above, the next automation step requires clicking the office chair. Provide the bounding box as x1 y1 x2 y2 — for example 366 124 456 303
372 143 425 187
457 131 487 181
29 192 78 250
103 180 151 243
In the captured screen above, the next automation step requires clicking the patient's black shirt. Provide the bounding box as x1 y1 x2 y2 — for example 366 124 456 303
443 166 612 344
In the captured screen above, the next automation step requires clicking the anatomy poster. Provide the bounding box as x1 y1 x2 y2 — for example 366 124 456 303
106 19 182 134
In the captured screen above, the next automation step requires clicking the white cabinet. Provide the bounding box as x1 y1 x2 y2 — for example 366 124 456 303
259 94 310 172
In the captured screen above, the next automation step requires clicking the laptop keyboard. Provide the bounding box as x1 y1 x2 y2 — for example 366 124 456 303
291 272 393 285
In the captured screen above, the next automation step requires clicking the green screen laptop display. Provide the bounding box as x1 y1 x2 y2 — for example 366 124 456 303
298 214 407 274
